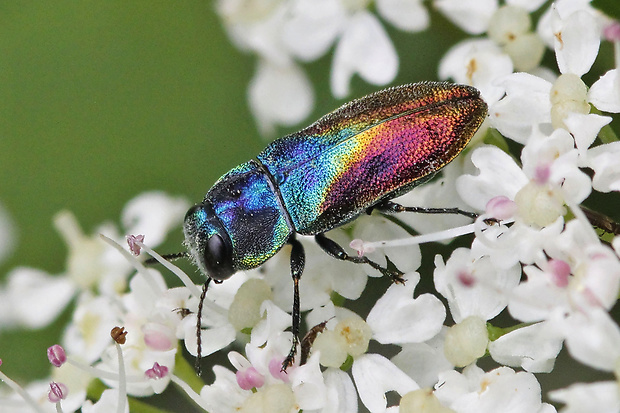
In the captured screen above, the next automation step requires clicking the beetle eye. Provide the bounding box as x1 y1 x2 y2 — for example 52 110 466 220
203 233 235 281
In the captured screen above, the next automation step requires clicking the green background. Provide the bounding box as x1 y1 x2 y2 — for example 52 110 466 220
0 1 618 409
0 0 464 383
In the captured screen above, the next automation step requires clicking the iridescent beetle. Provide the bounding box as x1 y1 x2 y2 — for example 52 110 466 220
182 82 487 372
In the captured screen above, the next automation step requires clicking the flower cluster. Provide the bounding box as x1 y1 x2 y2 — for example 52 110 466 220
1 0 620 412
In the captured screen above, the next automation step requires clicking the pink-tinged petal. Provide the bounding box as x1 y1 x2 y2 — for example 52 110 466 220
200 366 250 412
457 146 528 210
269 356 290 382
486 196 517 220
352 354 418 413
434 249 521 322
236 367 265 390
508 265 568 322
367 273 445 344
376 0 429 32
548 259 571 288
331 11 398 98
143 323 175 351
554 10 600 76
603 21 620 42
588 69 620 113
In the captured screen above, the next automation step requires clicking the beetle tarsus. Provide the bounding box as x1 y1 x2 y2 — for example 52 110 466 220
314 233 406 283
376 200 478 220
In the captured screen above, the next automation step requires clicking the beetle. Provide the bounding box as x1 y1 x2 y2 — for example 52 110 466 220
182 81 487 372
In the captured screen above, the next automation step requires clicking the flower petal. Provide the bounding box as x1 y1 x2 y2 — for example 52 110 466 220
367 273 445 344
553 9 600 76
352 354 418 413
249 60 314 136
434 0 498 34
588 69 620 113
488 321 563 373
331 11 398 98
376 0 429 32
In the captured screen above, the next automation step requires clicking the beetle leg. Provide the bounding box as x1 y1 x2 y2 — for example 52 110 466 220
282 236 306 371
315 233 405 283
375 200 478 219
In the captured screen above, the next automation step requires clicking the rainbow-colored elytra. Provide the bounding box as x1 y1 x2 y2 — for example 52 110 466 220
256 81 488 235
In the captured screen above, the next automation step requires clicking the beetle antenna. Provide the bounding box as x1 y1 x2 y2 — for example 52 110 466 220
195 277 212 376
143 251 189 265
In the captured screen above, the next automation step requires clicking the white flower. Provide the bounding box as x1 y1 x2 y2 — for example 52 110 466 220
549 381 620 413
488 320 564 373
439 39 513 104
218 0 426 131
62 293 121 364
434 365 556 413
586 141 620 192
548 310 620 412
434 0 497 35
561 308 620 372
352 353 418 413
329 9 398 98
81 388 129 413
438 1 547 102
367 272 445 344
434 247 521 323
0 192 188 330
305 272 443 412
391 329 453 388
200 301 329 413
492 2 619 143
0 267 75 329
248 59 314 136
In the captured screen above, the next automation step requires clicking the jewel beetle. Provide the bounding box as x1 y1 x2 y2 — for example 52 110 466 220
182 81 487 372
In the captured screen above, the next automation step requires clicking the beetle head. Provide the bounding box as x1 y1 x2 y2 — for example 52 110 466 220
183 203 235 281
